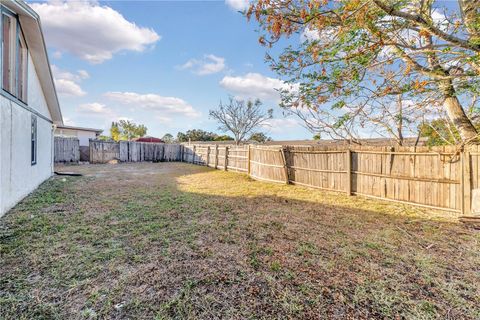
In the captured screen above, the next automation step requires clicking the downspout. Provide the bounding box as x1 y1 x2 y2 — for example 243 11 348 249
51 123 57 174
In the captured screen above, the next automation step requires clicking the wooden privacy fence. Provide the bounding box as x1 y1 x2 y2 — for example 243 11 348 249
89 140 182 163
85 140 480 216
54 137 79 163
183 144 480 216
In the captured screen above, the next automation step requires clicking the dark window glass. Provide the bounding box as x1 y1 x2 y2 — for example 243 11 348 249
31 116 37 165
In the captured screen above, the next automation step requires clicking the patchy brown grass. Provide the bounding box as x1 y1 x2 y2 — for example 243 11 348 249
1 162 479 319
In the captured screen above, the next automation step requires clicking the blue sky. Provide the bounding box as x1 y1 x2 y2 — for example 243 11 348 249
29 0 312 140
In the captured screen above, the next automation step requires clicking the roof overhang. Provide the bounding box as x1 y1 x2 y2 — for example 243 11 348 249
56 125 103 134
3 0 63 124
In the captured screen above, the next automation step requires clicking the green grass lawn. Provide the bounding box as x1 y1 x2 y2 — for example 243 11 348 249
1 162 479 319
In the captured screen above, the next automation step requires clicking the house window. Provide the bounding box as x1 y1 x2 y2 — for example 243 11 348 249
17 29 27 102
1 8 27 102
2 12 15 94
31 115 37 165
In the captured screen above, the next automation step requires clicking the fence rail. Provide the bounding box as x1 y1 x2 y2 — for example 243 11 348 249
182 143 480 216
83 140 480 216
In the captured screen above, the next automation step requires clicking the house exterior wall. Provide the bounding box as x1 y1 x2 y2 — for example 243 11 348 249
0 54 54 216
55 128 97 146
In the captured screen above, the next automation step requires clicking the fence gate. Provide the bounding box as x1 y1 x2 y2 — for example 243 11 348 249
54 137 80 163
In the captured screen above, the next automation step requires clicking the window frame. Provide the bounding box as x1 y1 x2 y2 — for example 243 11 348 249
31 115 37 165
17 24 27 103
0 5 28 105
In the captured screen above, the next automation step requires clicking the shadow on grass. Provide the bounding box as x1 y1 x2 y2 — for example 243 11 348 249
1 162 479 319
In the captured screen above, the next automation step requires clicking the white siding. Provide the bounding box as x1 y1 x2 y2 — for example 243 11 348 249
0 52 54 216
27 55 50 116
55 128 97 146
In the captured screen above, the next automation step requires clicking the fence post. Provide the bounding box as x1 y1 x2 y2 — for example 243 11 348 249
247 145 251 176
207 146 210 167
280 147 289 184
462 150 472 215
214 145 219 169
346 149 352 195
192 145 196 164
224 146 228 170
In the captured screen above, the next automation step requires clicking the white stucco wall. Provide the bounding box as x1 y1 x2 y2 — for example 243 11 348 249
0 54 54 217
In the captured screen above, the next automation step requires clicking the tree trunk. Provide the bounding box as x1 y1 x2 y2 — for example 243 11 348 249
441 80 478 141
396 95 404 146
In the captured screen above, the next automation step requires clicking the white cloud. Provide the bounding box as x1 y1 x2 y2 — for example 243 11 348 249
55 79 86 97
262 118 302 133
225 0 250 11
76 103 116 118
180 54 226 75
51 65 89 97
155 115 173 123
31 1 160 64
104 92 200 118
62 117 76 126
220 73 297 101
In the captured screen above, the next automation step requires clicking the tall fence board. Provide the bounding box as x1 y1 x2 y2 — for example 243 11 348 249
54 137 80 163
182 143 479 216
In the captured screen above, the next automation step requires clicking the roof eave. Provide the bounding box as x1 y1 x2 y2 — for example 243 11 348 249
4 0 63 124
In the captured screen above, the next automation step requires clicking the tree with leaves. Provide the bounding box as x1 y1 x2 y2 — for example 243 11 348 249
248 0 480 144
248 132 272 143
209 97 273 145
176 129 219 142
214 135 235 141
98 135 113 142
420 95 480 145
162 133 175 143
110 120 147 141
110 122 121 142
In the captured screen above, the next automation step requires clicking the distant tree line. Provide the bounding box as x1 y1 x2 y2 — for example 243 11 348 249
176 129 234 143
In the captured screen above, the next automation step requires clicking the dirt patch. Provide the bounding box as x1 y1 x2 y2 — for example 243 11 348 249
1 163 479 319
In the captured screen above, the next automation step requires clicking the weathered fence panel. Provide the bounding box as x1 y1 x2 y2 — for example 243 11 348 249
89 140 119 164
286 145 348 191
84 140 480 216
164 144 182 161
227 145 248 173
90 140 182 163
350 145 462 213
54 137 80 163
119 141 166 162
182 143 476 215
250 146 287 183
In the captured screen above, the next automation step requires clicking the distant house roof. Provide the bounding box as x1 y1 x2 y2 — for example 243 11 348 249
4 0 62 124
56 125 103 134
134 137 164 143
